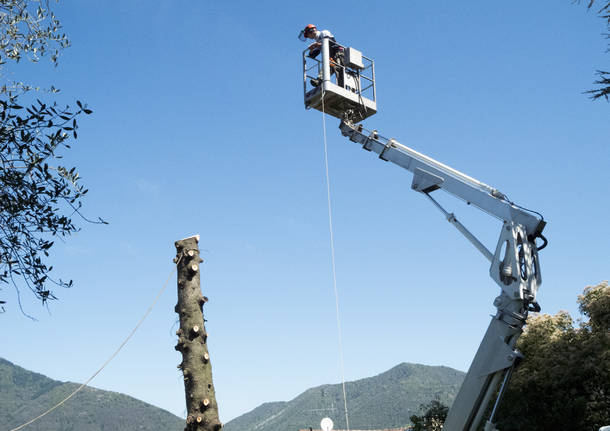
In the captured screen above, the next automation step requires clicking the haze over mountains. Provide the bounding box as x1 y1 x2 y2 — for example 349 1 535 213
0 358 464 431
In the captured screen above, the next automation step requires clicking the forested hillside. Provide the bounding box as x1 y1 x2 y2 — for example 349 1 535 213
0 358 184 431
224 363 464 431
1 358 465 431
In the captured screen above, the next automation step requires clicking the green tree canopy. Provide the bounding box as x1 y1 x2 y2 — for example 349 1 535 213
0 0 101 315
409 398 448 431
579 0 610 100
496 281 610 430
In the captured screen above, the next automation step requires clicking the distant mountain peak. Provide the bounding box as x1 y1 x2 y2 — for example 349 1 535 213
224 362 464 431
0 357 185 431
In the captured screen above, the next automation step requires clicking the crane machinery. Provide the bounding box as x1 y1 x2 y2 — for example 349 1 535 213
302 37 548 431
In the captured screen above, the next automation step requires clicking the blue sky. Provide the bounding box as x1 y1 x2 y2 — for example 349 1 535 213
2 0 609 425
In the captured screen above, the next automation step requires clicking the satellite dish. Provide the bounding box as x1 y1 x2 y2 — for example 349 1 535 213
320 417 334 431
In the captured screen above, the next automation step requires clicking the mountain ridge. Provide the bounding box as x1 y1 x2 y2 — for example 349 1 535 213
224 362 464 431
0 357 184 431
1 358 464 431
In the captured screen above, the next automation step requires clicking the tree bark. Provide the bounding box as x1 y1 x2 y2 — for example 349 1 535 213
174 235 222 431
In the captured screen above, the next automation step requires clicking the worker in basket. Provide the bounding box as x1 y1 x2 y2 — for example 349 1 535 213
299 24 344 87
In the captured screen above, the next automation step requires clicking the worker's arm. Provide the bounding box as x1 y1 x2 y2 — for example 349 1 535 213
307 42 321 59
308 36 336 58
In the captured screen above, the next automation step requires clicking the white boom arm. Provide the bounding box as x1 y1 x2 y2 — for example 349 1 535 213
339 119 546 431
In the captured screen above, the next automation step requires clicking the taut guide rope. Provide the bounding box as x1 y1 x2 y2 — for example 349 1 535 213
8 255 183 431
321 87 351 431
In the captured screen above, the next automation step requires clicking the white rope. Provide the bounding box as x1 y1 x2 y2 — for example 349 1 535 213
321 89 351 431
8 256 182 431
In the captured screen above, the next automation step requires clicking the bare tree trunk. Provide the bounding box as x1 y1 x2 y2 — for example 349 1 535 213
174 235 222 431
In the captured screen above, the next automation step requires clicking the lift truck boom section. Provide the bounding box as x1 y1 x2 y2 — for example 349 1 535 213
303 36 547 431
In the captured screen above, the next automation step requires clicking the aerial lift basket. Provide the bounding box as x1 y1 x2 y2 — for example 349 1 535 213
303 39 377 123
